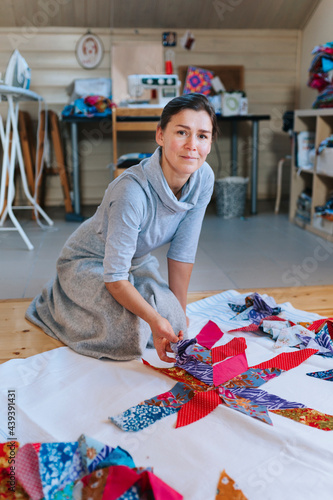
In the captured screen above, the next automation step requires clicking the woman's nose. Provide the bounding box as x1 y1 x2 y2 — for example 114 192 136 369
185 134 197 149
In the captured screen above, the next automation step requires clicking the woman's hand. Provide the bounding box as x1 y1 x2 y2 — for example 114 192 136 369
150 315 183 363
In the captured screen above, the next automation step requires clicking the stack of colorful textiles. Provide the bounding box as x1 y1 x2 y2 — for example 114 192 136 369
62 96 115 118
0 435 182 499
308 41 333 108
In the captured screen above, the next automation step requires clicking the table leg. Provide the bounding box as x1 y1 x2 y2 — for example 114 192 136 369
71 122 81 216
251 120 259 215
231 120 238 176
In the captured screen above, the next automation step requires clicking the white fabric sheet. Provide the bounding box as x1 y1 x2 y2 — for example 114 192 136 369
1 290 333 499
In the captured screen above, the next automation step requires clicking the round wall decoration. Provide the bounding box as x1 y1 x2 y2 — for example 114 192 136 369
76 32 104 69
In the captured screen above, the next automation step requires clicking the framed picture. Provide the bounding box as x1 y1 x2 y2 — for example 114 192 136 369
76 32 104 69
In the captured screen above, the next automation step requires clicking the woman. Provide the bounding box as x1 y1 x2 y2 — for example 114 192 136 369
26 93 217 363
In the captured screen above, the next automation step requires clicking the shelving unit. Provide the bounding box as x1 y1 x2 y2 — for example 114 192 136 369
112 107 163 178
290 109 333 241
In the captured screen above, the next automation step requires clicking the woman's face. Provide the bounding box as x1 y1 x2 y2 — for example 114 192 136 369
156 108 212 181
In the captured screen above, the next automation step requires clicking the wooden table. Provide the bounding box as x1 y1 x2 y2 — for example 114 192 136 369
1 285 333 365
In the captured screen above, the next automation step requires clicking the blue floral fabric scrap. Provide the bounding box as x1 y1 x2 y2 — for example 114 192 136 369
307 368 333 381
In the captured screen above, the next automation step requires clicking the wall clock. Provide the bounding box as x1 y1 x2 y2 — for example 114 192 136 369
76 32 104 69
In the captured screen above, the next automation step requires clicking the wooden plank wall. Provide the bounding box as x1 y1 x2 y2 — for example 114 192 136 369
0 27 301 206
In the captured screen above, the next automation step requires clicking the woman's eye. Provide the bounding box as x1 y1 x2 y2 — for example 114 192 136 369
199 134 208 140
178 130 186 136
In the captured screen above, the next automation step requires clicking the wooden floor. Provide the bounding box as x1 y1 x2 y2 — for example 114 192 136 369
1 285 333 365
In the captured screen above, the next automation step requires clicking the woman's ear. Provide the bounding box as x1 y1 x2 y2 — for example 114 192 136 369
156 125 164 147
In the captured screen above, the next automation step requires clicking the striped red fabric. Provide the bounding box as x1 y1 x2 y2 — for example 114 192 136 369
211 337 247 364
176 389 221 428
251 348 318 371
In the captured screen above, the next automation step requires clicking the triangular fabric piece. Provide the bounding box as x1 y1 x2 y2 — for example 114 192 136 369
216 469 248 500
102 465 140 499
307 318 333 334
196 320 224 349
211 338 247 364
176 390 221 428
141 470 183 500
16 444 44 500
271 407 333 430
251 348 318 371
213 352 248 386
306 368 333 381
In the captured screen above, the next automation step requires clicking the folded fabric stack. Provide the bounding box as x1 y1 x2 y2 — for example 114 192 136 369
308 41 333 108
0 434 182 499
62 96 115 118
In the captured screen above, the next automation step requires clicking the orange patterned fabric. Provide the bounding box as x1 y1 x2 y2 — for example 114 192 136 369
142 359 210 392
271 407 333 430
216 470 248 499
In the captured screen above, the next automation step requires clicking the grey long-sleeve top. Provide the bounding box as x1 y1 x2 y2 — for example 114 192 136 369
92 147 214 282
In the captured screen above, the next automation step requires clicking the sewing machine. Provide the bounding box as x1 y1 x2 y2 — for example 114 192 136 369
127 74 180 107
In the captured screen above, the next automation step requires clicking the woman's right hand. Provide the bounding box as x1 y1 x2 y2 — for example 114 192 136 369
150 315 183 363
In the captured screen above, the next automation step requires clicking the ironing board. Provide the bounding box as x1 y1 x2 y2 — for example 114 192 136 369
0 85 53 250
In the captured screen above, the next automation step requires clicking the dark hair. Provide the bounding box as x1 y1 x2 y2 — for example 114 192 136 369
159 93 218 141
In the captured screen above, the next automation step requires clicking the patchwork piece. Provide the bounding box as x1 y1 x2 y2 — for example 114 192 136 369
16 444 44 500
196 320 225 349
228 293 281 325
110 382 194 431
271 408 333 431
218 387 272 425
211 337 247 364
183 66 214 95
306 368 333 381
229 387 306 410
110 296 333 433
0 437 182 499
251 348 318 371
216 470 248 500
176 390 221 428
0 442 29 500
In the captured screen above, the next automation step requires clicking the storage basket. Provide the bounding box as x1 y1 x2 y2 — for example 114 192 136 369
215 176 249 218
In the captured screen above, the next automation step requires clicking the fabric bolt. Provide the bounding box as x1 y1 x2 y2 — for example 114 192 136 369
213 352 248 387
306 368 333 381
251 348 318 371
142 359 210 392
271 408 333 431
211 338 247 364
224 367 283 389
215 470 248 500
16 444 44 500
230 387 306 410
218 389 272 425
176 389 221 428
196 320 224 349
